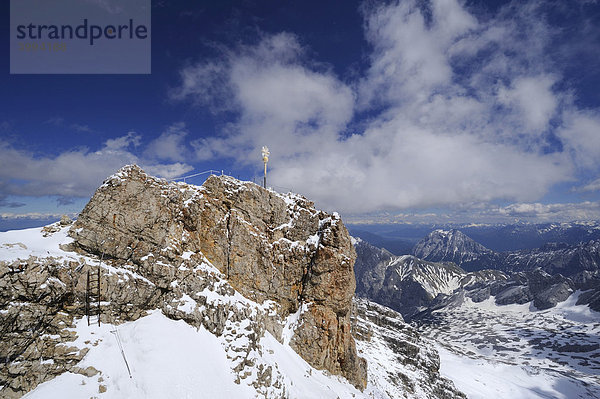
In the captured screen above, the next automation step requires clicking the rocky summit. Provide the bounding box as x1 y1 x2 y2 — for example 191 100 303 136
68 164 366 389
0 165 469 399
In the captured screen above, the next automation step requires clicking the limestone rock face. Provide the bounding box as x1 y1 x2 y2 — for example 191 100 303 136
69 165 366 389
352 299 466 399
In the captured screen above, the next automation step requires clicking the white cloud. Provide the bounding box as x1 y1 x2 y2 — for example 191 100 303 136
145 123 190 162
170 0 598 216
144 162 193 180
104 131 141 151
494 201 600 222
579 178 600 192
181 33 355 166
556 109 600 169
169 62 233 113
497 75 558 132
0 132 193 199
358 0 462 107
345 200 600 224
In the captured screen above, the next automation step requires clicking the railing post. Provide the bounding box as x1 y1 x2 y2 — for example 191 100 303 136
97 266 101 327
86 270 90 326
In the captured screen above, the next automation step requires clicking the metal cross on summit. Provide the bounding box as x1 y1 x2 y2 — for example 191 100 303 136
261 146 270 188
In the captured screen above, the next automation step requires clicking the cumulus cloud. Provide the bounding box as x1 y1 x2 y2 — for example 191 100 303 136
145 123 190 162
169 0 595 215
104 131 141 151
144 162 194 180
556 109 600 169
579 178 600 192
169 62 233 113
358 0 476 107
496 75 558 132
0 132 193 200
493 201 600 222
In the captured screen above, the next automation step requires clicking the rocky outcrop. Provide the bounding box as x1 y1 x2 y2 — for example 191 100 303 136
352 299 466 399
0 258 86 397
68 165 366 389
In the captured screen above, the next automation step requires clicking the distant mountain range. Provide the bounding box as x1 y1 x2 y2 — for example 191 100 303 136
354 234 600 320
348 221 600 254
413 228 600 276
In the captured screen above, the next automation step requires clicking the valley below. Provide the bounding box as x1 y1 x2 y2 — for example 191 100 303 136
418 293 600 398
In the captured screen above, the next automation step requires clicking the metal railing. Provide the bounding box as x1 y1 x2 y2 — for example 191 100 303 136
173 170 296 194
173 170 222 183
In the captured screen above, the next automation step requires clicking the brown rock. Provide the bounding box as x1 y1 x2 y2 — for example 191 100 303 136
69 165 367 389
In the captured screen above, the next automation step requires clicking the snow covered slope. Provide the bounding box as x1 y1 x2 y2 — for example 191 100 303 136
390 255 465 297
417 292 600 399
21 309 368 399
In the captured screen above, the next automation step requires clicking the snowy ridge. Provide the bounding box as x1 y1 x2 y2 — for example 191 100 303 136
390 255 465 297
413 226 600 276
353 299 466 399
501 239 600 275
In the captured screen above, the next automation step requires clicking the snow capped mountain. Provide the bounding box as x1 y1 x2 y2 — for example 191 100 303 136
390 255 465 297
413 229 498 271
354 238 507 319
355 235 600 317
347 221 600 255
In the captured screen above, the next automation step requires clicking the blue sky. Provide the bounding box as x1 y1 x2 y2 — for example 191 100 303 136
1 0 600 226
